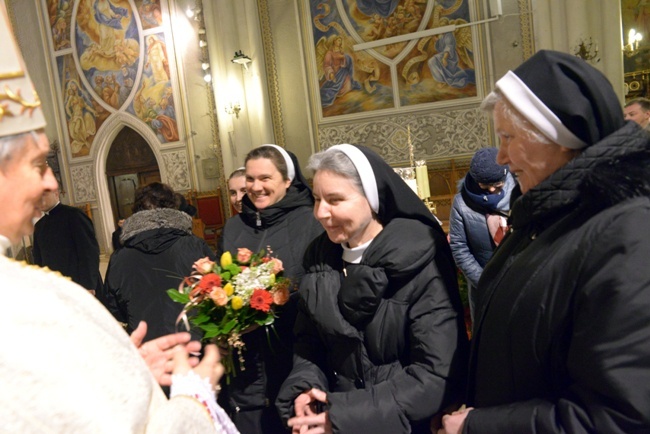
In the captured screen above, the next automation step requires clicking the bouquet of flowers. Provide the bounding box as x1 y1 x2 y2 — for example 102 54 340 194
167 247 291 376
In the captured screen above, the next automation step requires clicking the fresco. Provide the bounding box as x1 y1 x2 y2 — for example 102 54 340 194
128 33 178 143
307 0 476 119
42 0 180 159
74 0 140 111
135 0 163 30
58 54 105 158
47 0 73 51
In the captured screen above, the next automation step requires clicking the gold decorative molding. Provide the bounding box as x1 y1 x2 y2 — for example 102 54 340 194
257 0 286 147
518 0 535 60
0 85 41 121
0 71 25 80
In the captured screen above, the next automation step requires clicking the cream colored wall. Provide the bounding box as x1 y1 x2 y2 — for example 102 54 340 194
532 0 625 102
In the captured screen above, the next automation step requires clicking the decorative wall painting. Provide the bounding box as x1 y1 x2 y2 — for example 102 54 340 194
47 0 73 51
58 54 104 158
306 0 477 120
128 32 178 144
135 0 163 30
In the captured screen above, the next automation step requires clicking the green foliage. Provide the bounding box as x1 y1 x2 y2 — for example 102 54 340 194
457 269 469 308
167 289 189 304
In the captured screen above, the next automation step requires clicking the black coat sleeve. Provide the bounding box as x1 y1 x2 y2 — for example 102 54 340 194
276 298 329 423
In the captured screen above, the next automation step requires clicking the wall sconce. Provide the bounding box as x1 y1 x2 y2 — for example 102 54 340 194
624 29 643 57
573 37 599 63
232 50 252 70
186 3 201 21
225 102 242 118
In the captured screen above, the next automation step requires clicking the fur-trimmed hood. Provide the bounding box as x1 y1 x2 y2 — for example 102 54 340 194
121 208 192 254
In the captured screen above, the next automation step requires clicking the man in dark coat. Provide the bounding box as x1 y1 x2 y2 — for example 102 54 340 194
33 189 103 293
440 50 650 433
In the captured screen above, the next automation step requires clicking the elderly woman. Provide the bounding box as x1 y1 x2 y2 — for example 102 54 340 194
441 50 650 433
217 145 323 434
277 144 467 434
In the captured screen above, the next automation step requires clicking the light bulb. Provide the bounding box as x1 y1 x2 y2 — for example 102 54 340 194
203 73 212 83
186 6 194 18
201 62 210 70
199 40 207 48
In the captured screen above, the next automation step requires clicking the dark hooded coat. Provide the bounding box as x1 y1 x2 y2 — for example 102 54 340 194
464 50 650 433
102 208 215 342
276 145 468 434
465 122 650 433
217 149 323 434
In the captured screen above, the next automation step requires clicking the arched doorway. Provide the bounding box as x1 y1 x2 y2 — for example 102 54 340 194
106 127 161 226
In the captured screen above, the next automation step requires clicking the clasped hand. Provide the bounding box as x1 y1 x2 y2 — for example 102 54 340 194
288 388 332 434
130 321 223 388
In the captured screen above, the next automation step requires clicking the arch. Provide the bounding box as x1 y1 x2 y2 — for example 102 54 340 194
92 112 165 250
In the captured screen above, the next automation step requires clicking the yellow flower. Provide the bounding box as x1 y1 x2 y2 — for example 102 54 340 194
231 296 244 310
269 273 276 285
224 282 234 296
220 251 232 268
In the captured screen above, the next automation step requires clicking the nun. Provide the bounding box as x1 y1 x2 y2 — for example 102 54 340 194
217 144 323 434
277 144 468 434
441 50 650 433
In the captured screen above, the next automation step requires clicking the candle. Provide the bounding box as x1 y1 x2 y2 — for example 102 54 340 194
415 161 430 199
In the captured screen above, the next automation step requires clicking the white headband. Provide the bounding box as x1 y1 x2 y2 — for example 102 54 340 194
496 71 588 150
262 144 295 181
328 144 379 213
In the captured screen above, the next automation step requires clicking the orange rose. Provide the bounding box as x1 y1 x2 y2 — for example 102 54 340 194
209 288 229 306
237 248 253 263
192 257 215 275
272 286 290 306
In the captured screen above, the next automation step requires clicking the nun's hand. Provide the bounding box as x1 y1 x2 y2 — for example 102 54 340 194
289 388 331 434
438 406 473 434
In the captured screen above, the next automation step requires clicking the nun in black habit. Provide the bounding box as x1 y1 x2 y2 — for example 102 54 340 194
441 50 650 433
277 144 468 434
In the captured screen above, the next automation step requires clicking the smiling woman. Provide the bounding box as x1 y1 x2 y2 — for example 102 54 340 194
277 144 468 434
216 144 323 434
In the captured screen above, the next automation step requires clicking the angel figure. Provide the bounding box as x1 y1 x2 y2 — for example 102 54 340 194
427 17 475 88
64 80 97 155
316 34 361 107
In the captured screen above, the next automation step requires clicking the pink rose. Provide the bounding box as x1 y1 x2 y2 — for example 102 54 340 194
237 248 253 263
270 258 283 275
209 288 229 306
193 257 215 275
